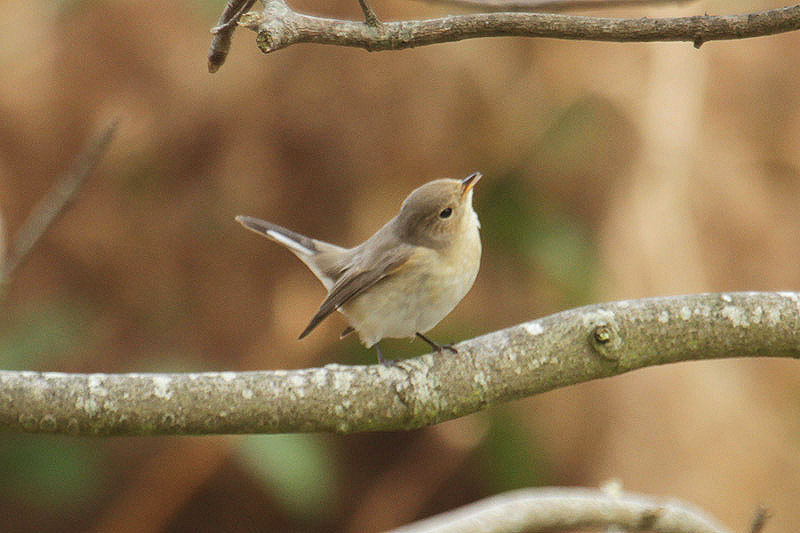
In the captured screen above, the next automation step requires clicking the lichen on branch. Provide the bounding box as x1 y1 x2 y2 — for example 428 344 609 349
1 292 798 436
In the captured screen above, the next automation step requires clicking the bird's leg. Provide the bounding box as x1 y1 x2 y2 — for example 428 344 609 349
375 343 398 366
415 332 458 354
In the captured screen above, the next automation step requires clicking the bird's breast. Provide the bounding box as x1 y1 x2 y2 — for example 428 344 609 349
340 222 481 347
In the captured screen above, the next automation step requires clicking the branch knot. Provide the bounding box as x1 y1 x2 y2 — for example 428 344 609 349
583 309 623 361
590 322 622 361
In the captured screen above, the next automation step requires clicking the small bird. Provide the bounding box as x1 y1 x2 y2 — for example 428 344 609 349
236 172 482 364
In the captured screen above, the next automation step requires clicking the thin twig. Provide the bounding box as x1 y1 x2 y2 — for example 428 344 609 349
358 0 382 26
208 0 257 73
212 0 258 33
411 0 695 14
240 1 800 54
1 120 118 283
749 505 770 533
389 487 732 533
0 292 798 436
0 206 6 281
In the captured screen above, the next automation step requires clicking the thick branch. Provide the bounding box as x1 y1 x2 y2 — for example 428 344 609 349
390 487 731 533
0 292 798 436
242 1 800 54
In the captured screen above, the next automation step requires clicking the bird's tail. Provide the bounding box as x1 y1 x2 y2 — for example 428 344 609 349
236 215 344 289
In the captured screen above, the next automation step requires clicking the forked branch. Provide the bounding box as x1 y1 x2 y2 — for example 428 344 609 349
207 0 800 69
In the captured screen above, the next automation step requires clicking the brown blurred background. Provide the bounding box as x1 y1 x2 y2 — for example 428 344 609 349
1 0 799 531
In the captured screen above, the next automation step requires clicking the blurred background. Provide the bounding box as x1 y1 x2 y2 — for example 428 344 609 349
1 0 799 531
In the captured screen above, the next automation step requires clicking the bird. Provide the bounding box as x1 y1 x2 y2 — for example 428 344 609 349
236 172 482 365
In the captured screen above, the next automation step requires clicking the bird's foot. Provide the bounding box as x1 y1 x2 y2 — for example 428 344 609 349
439 343 458 354
415 332 458 354
375 343 399 367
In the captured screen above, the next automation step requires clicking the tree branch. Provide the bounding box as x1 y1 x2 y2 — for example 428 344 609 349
390 486 732 533
239 1 800 54
750 505 770 533
413 0 696 14
1 120 118 285
358 0 382 26
206 0 696 71
0 292 798 436
0 206 6 283
208 0 257 72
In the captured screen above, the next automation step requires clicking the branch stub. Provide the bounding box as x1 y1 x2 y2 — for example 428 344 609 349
590 322 623 361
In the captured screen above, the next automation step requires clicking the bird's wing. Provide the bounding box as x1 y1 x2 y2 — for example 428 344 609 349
298 243 416 339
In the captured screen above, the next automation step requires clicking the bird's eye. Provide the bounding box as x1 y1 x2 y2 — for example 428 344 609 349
439 207 453 219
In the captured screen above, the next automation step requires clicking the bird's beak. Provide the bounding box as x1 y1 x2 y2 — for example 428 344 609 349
460 171 482 198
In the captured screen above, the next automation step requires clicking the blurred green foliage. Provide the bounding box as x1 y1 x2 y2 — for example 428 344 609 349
475 408 549 494
135 351 209 373
0 301 90 370
237 434 340 524
0 435 107 509
534 96 631 179
478 97 625 307
0 302 107 515
481 174 597 306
